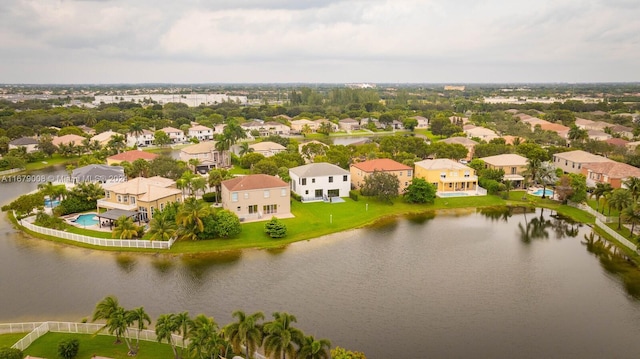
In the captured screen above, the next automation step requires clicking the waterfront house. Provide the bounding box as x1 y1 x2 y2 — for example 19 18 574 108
52 134 85 147
8 137 39 153
414 159 481 195
188 125 214 141
289 163 351 201
179 141 229 172
97 176 183 221
350 158 413 193
126 129 155 147
90 130 119 147
480 153 528 188
581 161 640 189
552 150 614 175
290 119 319 134
440 137 477 160
338 118 360 131
106 150 158 165
160 126 187 143
464 126 499 142
221 174 292 222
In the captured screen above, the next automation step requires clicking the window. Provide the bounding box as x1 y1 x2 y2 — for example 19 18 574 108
130 196 136 204
281 188 287 196
399 171 403 176
105 191 110 199
237 206 241 212
263 204 277 214
464 171 470 178
440 172 446 179
248 205 258 214
301 178 307 185
305 190 309 195
160 202 164 210
117 195 122 202
343 175 348 181
264 190 270 198
312 178 315 183
150 206 154 215
231 192 238 202
511 167 516 174
244 192 249 199
407 170 412 177
328 176 333 183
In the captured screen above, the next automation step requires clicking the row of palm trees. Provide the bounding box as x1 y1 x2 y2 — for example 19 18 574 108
93 295 332 359
590 178 640 237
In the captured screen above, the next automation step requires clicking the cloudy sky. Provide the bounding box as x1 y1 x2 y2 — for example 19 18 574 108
1 0 638 84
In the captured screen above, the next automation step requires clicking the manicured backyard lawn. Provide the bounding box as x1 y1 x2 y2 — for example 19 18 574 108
0 333 26 348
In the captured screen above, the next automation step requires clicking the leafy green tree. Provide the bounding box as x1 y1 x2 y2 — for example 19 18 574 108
297 335 332 359
568 173 587 203
37 134 57 156
623 177 640 202
403 178 436 204
147 210 177 241
215 209 242 238
330 346 365 359
621 204 640 238
252 158 279 176
264 217 287 238
223 310 265 359
591 182 613 212
188 314 228 359
427 142 468 161
429 117 449 138
263 312 304 359
176 198 211 240
240 152 267 169
156 313 180 359
154 130 171 147
537 162 557 199
57 338 80 359
0 348 23 359
301 142 328 162
360 171 400 203
112 215 141 239
207 168 232 203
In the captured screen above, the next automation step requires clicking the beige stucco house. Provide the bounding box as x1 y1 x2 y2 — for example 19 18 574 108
350 158 413 193
180 141 229 172
221 174 293 222
480 153 528 188
552 150 614 175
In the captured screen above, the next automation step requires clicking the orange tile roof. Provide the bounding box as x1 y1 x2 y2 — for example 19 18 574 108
351 158 411 172
222 174 288 191
107 150 158 162
583 162 640 179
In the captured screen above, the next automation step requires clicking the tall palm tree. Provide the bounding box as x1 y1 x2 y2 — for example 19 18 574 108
536 161 557 199
609 188 633 229
591 183 608 212
263 312 304 359
621 204 640 238
156 313 180 359
103 306 130 345
108 134 127 154
173 311 191 358
524 158 542 187
147 211 177 241
188 158 201 174
239 142 254 156
191 176 207 197
223 310 265 359
207 169 232 203
297 335 331 359
126 306 151 355
623 177 640 202
92 295 120 322
113 215 140 239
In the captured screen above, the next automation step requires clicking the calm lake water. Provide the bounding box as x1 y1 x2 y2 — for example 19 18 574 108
2 167 640 358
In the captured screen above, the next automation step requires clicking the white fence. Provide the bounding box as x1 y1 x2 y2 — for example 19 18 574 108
4 321 265 358
567 201 617 223
19 217 175 250
594 219 638 253
0 168 25 176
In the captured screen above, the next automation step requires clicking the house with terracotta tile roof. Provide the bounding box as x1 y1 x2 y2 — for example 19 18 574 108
106 150 159 165
480 154 528 188
414 159 482 195
97 176 182 220
552 150 614 175
290 163 351 202
350 158 413 192
249 141 286 157
52 134 85 147
221 174 292 222
581 161 640 189
179 141 229 172
606 138 629 148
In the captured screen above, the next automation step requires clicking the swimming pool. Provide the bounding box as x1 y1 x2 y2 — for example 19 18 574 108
73 213 99 226
438 192 469 198
531 189 554 197
44 199 60 207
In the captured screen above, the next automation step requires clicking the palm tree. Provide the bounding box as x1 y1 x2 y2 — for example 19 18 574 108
191 176 207 197
176 198 210 241
113 215 140 239
108 134 127 154
147 211 177 241
238 142 254 156
173 311 191 358
188 314 227 359
126 306 151 355
609 188 633 229
188 158 201 174
591 183 609 212
223 310 265 359
156 313 180 359
537 161 557 199
263 312 304 359
92 295 120 322
568 125 588 145
103 306 130 345
207 169 232 203
524 158 542 187
623 177 640 202
297 335 331 359
621 204 640 238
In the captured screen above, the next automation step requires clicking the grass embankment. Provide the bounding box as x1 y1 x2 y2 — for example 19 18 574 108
22 154 80 172
0 333 27 348
23 332 173 359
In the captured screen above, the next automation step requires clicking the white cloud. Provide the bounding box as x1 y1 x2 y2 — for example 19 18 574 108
0 0 638 83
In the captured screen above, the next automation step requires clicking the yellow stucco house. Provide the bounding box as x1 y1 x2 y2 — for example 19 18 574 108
414 159 482 196
97 176 183 221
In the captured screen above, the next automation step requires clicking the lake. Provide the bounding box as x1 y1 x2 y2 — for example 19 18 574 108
2 167 640 358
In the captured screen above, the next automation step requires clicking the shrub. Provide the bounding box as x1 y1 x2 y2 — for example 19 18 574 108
34 211 68 230
0 348 23 359
58 338 80 359
349 190 359 201
202 192 218 202
54 196 96 216
291 191 302 202
264 217 287 238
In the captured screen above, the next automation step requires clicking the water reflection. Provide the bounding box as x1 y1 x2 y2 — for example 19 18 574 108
581 233 640 298
115 254 137 273
405 211 435 225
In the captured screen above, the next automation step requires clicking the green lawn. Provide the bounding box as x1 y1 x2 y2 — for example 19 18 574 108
0 333 26 348
23 332 174 359
23 154 80 172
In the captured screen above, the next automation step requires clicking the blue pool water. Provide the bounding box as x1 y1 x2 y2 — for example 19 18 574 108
44 199 60 207
532 189 554 197
73 214 99 226
438 192 469 198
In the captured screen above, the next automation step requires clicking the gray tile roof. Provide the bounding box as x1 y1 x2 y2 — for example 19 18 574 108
290 162 349 177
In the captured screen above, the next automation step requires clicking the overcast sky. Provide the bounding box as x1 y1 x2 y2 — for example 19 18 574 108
1 0 638 84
